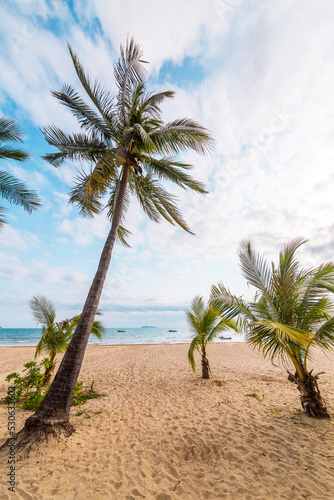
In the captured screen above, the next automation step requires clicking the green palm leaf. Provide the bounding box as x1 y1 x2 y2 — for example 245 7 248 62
0 171 41 216
30 296 57 326
150 118 212 156
0 117 41 228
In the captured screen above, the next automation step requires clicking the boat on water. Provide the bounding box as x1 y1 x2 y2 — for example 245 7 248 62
219 336 232 340
169 329 177 332
118 330 126 332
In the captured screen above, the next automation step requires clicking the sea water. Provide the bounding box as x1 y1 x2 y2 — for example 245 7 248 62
0 327 244 346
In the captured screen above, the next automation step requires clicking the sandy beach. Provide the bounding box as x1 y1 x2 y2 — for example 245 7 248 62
0 343 333 499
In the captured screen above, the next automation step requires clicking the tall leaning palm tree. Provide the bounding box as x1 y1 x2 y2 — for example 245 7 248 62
187 296 237 379
210 238 334 418
25 39 212 432
30 296 105 386
0 116 41 228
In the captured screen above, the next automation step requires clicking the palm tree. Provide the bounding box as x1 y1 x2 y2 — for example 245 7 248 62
25 39 212 432
210 238 334 418
187 296 237 379
0 116 41 228
30 295 105 386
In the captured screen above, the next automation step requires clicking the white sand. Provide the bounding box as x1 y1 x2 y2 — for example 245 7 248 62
0 343 333 499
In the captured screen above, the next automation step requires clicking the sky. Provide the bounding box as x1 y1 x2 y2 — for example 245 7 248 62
1 0 334 328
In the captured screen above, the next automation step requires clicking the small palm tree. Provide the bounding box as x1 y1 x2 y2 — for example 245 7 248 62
25 38 212 431
0 116 41 228
210 238 334 418
187 296 238 379
30 296 105 386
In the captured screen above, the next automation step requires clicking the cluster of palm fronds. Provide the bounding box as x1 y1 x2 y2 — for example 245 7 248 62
187 238 334 418
0 116 41 228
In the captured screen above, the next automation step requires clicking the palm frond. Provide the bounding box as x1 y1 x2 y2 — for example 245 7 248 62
0 116 29 161
105 180 132 247
42 125 108 166
70 310 106 339
35 324 59 357
0 171 41 213
51 84 113 139
115 224 132 248
69 169 104 218
114 38 148 125
90 319 106 339
67 44 118 133
210 282 256 326
69 150 121 218
0 205 7 228
142 155 207 193
186 296 206 333
238 241 279 321
150 118 213 156
106 177 131 221
188 335 201 372
0 116 26 143
29 296 57 327
315 316 334 351
0 147 29 162
278 237 307 282
130 172 193 233
139 90 175 119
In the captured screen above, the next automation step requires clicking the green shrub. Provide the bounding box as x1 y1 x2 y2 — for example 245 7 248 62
4 361 106 411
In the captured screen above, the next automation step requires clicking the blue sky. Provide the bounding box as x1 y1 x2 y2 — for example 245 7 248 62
1 0 334 328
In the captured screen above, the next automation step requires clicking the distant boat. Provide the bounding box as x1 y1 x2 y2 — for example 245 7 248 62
219 336 231 340
118 330 126 332
169 329 177 332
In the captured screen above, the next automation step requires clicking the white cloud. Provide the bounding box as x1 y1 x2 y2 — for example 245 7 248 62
85 0 226 71
59 214 109 246
0 226 40 252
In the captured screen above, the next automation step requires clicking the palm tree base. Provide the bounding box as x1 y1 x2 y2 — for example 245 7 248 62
296 372 330 419
25 409 72 429
0 418 74 455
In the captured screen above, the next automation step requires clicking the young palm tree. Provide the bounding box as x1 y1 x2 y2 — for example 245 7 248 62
0 116 41 228
210 238 334 418
187 296 237 379
25 39 212 432
30 295 105 386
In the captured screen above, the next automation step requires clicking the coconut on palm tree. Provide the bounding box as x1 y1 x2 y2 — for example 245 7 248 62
25 39 212 432
30 295 105 386
0 116 41 228
210 238 334 418
187 296 237 379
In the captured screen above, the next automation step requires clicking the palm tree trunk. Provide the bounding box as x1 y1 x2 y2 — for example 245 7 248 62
201 348 210 379
25 164 130 430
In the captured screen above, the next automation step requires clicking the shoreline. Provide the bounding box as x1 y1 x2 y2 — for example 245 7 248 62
0 340 244 348
0 343 333 499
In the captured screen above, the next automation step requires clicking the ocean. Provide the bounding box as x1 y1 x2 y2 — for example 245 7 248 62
0 327 244 346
